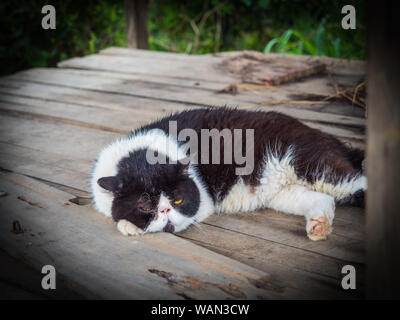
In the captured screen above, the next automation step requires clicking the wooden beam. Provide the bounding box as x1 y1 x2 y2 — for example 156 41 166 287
366 0 400 299
124 0 149 49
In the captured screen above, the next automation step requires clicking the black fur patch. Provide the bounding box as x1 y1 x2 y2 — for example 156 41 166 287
137 108 364 201
337 190 365 208
105 149 200 227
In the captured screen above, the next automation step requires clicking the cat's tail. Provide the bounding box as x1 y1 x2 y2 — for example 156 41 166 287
337 189 365 208
345 147 365 172
335 146 366 208
314 145 366 208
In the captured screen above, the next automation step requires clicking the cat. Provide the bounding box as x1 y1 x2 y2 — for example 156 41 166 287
91 108 366 241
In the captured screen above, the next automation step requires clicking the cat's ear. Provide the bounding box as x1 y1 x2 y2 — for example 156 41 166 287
97 176 123 193
177 159 190 176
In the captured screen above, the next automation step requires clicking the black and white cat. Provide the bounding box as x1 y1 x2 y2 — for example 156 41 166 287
91 108 366 241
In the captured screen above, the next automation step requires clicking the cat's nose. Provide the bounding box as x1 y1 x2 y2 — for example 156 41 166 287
160 207 170 214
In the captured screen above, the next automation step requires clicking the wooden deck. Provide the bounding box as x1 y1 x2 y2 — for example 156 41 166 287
0 48 366 299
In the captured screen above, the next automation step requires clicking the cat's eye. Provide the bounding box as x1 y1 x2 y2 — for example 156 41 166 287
174 199 183 205
143 207 151 211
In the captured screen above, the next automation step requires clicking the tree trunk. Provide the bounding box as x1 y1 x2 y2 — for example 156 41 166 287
124 0 149 49
366 0 400 299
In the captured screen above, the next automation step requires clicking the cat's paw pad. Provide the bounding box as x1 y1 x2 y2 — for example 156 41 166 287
117 219 143 236
306 216 332 241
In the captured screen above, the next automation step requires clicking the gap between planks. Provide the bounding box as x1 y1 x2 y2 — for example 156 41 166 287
0 77 365 144
5 67 366 121
0 97 365 147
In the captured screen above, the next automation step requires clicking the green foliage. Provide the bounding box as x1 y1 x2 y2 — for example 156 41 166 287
0 0 366 76
264 18 365 59
0 0 126 75
148 0 365 58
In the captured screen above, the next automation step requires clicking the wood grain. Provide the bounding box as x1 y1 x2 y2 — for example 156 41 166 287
0 48 367 299
0 171 289 299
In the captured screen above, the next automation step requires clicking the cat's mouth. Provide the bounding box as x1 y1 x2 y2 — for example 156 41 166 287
163 221 175 233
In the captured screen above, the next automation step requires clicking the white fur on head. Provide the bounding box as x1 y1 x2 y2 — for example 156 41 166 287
145 193 194 233
145 162 215 234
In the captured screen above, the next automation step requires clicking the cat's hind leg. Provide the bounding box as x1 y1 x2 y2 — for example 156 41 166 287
267 185 335 241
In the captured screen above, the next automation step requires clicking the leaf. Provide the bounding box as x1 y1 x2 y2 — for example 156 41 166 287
292 30 316 55
277 29 293 53
264 38 279 53
315 20 326 56
333 38 341 58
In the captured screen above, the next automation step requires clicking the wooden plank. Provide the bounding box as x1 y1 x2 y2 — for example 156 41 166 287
100 47 365 93
59 50 366 119
0 79 193 113
58 51 365 86
0 141 93 191
99 47 365 70
200 207 365 262
0 103 364 166
98 48 364 113
8 68 366 126
0 96 365 152
58 53 236 83
366 0 400 299
100 47 201 60
66 58 362 120
0 100 364 159
0 250 83 299
0 114 118 161
3 69 257 107
0 95 365 146
215 51 366 76
17 100 364 160
0 114 120 190
0 171 285 299
99 47 366 77
0 98 152 134
179 224 364 299
1 71 365 142
22 67 227 91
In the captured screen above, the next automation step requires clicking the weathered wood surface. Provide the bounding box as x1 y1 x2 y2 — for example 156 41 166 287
0 48 366 299
1 172 291 299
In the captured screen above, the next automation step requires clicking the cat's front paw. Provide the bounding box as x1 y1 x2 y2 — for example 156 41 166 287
306 216 332 241
117 219 143 236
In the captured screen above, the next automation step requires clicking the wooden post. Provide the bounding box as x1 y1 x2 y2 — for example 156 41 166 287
366 0 400 299
124 0 149 49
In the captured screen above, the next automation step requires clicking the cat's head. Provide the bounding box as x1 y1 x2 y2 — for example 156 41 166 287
96 149 202 233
